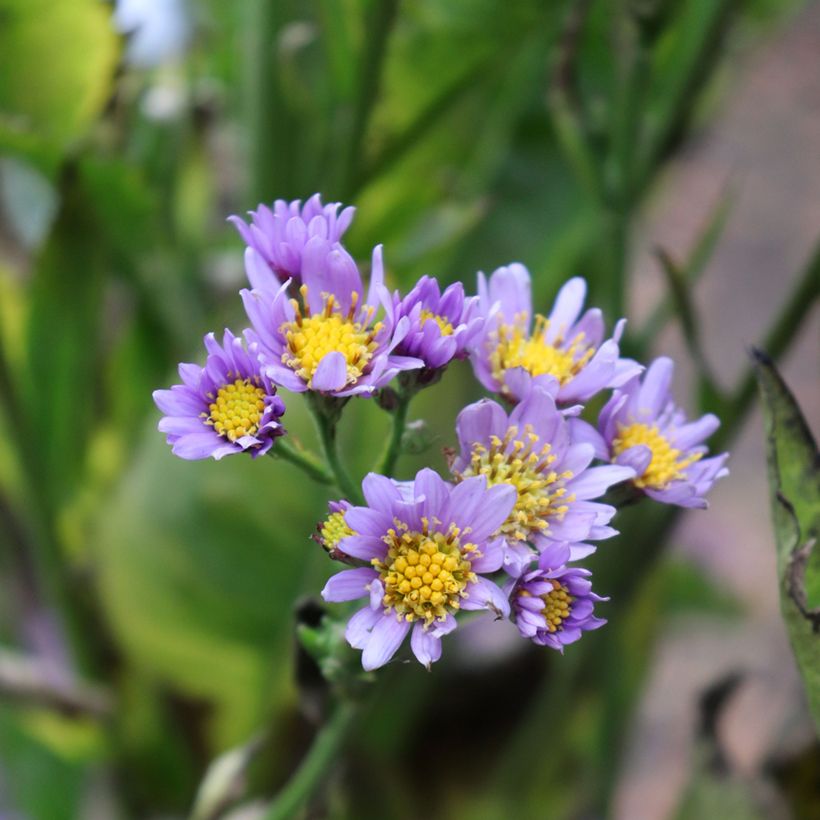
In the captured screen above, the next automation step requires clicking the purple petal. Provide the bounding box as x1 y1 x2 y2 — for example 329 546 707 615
566 465 635 500
345 606 382 649
462 577 510 617
311 351 348 392
362 473 402 511
465 482 517 543
547 277 587 334
322 568 378 603
362 615 411 671
410 623 442 669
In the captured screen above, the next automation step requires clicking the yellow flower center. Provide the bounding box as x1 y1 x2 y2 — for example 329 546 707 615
611 422 702 490
320 510 353 552
205 377 266 441
420 309 454 336
281 285 382 388
489 314 595 392
540 580 573 633
372 520 477 625
455 425 574 541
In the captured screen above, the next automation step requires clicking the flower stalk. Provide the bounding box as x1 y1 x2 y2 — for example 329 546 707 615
261 701 358 820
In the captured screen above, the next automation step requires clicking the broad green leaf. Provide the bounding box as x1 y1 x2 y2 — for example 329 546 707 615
0 0 119 153
755 351 820 730
93 425 330 746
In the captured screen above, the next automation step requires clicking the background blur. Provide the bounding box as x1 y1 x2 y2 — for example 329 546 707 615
0 1 818 818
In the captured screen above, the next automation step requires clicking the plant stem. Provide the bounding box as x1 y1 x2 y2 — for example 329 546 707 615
377 394 410 477
261 701 358 820
272 439 335 486
310 405 362 504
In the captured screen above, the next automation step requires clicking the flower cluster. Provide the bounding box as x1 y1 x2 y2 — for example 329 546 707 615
154 194 729 672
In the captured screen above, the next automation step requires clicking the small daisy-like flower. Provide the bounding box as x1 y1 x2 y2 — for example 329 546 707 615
153 330 286 460
450 388 634 574
587 356 729 508
321 469 517 670
241 240 422 397
229 193 355 289
510 542 607 651
313 500 355 561
470 264 641 404
388 276 484 370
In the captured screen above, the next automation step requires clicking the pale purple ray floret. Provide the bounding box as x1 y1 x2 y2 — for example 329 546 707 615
229 193 355 289
241 240 422 397
575 356 729 508
450 387 635 576
470 264 641 404
510 541 607 651
321 468 517 671
153 329 286 460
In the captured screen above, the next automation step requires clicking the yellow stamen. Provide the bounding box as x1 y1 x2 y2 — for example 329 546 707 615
540 580 573 633
489 313 594 394
454 424 575 541
420 309 454 336
204 377 266 442
319 510 353 553
612 422 701 489
281 286 382 388
372 521 476 626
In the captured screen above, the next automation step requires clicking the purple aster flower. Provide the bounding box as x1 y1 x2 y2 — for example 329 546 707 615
582 356 729 509
510 541 607 651
450 387 634 575
470 264 641 404
387 276 484 370
229 193 355 288
241 240 422 397
153 329 286 460
321 468 517 670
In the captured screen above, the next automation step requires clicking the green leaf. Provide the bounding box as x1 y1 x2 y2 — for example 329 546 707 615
0 0 119 154
755 350 820 730
93 428 330 746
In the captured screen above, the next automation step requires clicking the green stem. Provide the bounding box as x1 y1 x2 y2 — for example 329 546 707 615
272 439 335 486
311 409 362 504
377 395 410 477
261 701 358 820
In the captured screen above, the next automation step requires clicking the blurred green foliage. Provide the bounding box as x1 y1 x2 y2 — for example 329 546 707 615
0 0 816 818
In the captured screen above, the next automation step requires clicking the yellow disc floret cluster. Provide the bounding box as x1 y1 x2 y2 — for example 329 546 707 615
456 424 574 541
489 314 595 392
373 520 477 625
611 422 701 490
420 309 454 336
281 285 382 389
205 377 266 441
320 510 354 553
541 580 573 633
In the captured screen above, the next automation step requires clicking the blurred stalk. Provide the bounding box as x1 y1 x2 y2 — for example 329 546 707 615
243 0 289 202
548 0 604 204
632 0 737 198
638 183 735 348
341 0 401 198
261 700 358 820
712 242 820 451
